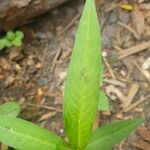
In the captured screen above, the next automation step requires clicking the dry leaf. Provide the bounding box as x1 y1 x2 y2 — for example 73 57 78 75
119 3 133 11
139 4 150 10
0 57 11 70
105 85 128 108
143 11 150 18
133 140 150 150
143 25 150 40
106 83 140 112
9 48 21 60
5 75 15 86
137 127 150 142
132 4 145 38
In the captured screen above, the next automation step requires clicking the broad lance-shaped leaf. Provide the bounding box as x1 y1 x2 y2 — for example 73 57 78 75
0 116 67 150
63 0 102 149
86 118 143 150
0 102 20 117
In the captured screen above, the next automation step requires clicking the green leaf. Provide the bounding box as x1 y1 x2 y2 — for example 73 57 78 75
12 37 22 47
0 39 6 50
5 39 13 48
0 116 66 150
15 31 24 39
86 118 144 150
63 0 102 149
6 31 15 40
0 102 20 117
98 90 109 111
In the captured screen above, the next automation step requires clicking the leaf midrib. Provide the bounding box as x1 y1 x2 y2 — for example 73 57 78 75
0 126 57 149
77 1 92 148
88 121 141 148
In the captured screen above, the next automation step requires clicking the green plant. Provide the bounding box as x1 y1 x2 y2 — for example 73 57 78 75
0 30 24 50
0 0 143 150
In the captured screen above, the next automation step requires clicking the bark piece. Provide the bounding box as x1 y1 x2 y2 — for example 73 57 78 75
0 0 68 30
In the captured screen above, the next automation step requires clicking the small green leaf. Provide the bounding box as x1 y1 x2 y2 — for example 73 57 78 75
63 0 102 149
0 116 66 150
5 39 13 48
12 37 22 47
6 31 15 40
15 31 24 39
0 102 20 117
86 118 144 150
0 39 6 50
98 90 109 111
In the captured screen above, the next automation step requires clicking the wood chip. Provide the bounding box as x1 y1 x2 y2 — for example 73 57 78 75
132 4 145 38
35 88 44 104
123 82 139 110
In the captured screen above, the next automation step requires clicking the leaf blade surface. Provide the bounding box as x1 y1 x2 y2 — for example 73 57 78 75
0 116 65 150
86 118 143 150
63 0 102 149
0 102 20 117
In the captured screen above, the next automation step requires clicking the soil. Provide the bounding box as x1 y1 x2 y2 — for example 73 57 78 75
0 0 150 150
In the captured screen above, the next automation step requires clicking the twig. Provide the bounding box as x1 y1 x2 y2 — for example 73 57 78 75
103 57 116 79
45 90 62 98
58 13 81 37
123 95 150 113
117 21 139 39
103 78 126 88
119 41 150 59
38 111 58 122
26 103 62 112
51 48 62 73
40 42 48 73
113 44 123 52
93 112 100 130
